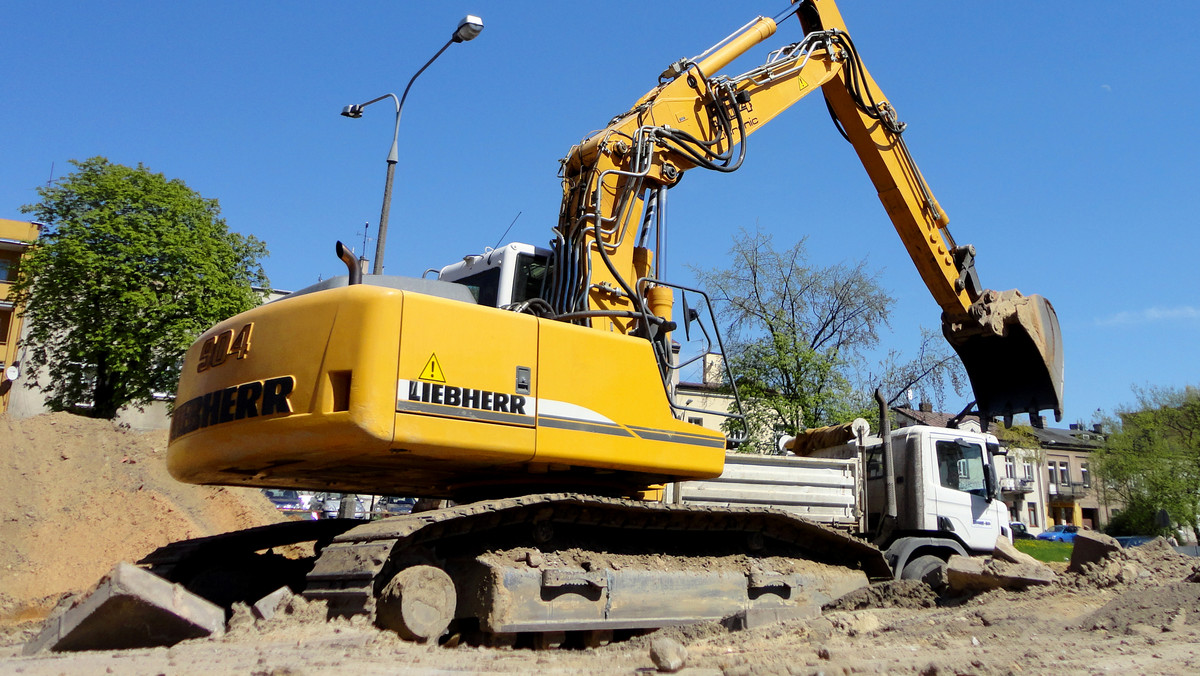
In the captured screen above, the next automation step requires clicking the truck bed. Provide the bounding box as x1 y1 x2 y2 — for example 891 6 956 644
666 452 862 531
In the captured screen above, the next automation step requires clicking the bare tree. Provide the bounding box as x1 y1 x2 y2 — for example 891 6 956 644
693 228 963 452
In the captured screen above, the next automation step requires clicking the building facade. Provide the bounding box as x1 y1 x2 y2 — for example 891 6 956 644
674 353 740 439
1031 424 1115 529
0 218 40 413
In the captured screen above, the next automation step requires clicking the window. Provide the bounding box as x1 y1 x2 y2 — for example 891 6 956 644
936 439 986 496
1005 457 1015 479
1059 461 1071 486
0 308 10 344
1080 462 1090 488
1027 503 1038 527
1023 461 1034 480
0 251 20 283
512 253 548 304
865 448 885 480
1047 462 1058 486
453 267 501 307
687 417 704 427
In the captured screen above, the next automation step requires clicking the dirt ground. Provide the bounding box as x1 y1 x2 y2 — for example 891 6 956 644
3 413 1200 675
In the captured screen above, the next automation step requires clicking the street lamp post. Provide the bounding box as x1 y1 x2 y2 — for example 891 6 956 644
342 15 484 276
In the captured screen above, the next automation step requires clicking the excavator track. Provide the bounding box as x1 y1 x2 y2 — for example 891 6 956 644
304 493 891 643
138 493 889 644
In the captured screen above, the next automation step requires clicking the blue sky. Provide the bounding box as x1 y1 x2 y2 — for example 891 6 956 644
3 1 1198 426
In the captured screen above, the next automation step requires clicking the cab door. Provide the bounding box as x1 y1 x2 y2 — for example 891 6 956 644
929 434 998 551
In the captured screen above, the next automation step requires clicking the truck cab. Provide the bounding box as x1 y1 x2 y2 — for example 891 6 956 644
857 426 1008 582
864 427 1008 551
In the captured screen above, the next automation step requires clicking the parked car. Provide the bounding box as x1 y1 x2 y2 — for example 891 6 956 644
261 489 306 514
314 493 369 519
1010 522 1035 540
373 496 417 517
1035 524 1079 542
1113 535 1156 548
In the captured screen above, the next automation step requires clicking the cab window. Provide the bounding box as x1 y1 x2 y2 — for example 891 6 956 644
936 439 986 496
512 253 548 304
453 268 501 307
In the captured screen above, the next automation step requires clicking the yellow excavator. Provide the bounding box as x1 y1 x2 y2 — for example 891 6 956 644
157 0 1063 645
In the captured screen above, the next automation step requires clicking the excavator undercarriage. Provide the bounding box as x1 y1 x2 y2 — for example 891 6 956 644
141 494 889 646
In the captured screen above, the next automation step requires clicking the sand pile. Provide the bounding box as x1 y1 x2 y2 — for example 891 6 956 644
0 412 282 621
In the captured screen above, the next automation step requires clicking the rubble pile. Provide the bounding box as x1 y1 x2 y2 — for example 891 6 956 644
1067 534 1200 590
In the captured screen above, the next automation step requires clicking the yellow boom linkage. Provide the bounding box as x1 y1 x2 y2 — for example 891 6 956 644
554 0 1062 423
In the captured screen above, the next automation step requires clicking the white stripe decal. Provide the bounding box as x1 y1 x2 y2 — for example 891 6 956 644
537 399 616 426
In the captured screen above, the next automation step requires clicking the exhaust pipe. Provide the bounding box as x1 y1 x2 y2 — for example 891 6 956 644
335 241 361 286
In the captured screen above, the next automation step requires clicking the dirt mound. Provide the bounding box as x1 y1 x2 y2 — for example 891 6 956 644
823 579 937 610
0 412 282 621
1079 580 1200 634
1066 537 1200 590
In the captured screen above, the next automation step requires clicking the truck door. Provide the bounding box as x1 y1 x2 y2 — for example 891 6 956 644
930 435 998 551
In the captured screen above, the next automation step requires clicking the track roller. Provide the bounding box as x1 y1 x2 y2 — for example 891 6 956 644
375 565 457 642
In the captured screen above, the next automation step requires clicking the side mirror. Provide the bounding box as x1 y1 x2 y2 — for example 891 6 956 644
982 459 998 503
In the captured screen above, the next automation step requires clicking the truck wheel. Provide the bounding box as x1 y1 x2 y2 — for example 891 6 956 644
375 565 457 642
900 554 947 591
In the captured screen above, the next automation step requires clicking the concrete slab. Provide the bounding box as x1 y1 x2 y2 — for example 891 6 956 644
993 536 1042 567
1068 531 1122 573
23 562 225 654
252 586 295 621
945 555 1055 593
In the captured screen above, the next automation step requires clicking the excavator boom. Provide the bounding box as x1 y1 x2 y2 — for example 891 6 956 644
554 0 1063 423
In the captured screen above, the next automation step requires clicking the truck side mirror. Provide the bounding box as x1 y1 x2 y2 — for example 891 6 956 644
982 458 998 502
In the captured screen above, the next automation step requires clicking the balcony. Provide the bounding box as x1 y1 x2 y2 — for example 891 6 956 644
1048 482 1088 500
999 477 1035 494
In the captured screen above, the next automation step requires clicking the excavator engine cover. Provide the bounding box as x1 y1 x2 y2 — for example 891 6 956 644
942 289 1063 423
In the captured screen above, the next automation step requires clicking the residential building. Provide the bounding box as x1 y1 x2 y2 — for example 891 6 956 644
1031 423 1114 529
674 353 739 435
0 218 40 413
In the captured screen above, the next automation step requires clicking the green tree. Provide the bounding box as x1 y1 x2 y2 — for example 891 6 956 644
1092 385 1200 539
11 157 269 419
693 229 962 453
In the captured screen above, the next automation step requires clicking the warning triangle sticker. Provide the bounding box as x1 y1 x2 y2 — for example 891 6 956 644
419 353 447 383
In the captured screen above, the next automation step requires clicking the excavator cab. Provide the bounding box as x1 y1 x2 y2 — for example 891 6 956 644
942 290 1064 426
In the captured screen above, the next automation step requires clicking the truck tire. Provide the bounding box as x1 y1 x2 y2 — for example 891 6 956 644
900 554 947 591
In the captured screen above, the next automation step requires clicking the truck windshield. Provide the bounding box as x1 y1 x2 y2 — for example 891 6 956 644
935 440 987 497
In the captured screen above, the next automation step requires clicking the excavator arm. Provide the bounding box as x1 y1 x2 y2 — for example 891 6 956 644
552 0 1063 424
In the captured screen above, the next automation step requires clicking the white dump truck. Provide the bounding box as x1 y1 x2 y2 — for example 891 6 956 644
668 420 1011 585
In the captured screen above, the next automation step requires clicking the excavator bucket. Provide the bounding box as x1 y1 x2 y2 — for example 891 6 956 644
942 289 1063 424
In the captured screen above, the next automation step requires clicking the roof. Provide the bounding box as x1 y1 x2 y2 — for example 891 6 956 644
1028 426 1105 450
892 406 982 430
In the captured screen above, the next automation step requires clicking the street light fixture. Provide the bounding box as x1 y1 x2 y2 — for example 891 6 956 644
342 15 484 276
